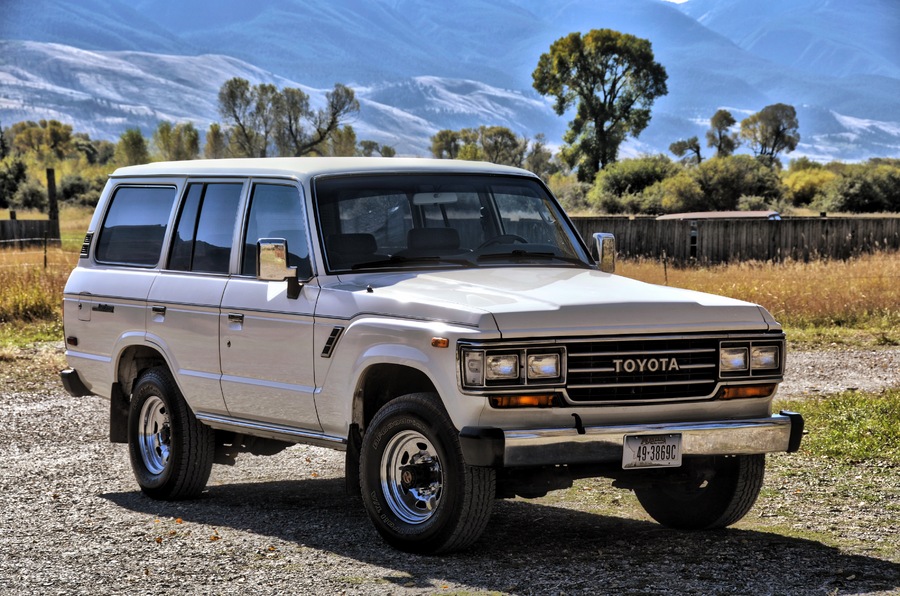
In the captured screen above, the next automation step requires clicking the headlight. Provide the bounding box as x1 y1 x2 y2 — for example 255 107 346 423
720 347 748 372
486 354 519 380
751 346 779 370
527 354 560 379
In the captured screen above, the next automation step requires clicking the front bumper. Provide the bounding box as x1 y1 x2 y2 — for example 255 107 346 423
460 411 804 468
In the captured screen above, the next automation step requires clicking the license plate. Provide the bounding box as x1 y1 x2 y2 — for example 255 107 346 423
622 434 682 469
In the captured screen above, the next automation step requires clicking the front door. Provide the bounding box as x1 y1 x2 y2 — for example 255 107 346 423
219 181 320 430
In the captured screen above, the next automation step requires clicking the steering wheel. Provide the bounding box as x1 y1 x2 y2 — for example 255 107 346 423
477 234 528 249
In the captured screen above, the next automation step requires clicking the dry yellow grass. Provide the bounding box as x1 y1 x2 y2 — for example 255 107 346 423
619 253 900 334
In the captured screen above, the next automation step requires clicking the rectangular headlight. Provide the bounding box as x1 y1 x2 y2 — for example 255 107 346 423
720 347 748 372
527 354 560 379
751 346 779 370
486 354 519 380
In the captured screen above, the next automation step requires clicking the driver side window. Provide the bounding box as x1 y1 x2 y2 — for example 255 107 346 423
241 183 312 278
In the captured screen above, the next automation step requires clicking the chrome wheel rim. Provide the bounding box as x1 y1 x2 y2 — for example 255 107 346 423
138 395 171 475
380 430 443 525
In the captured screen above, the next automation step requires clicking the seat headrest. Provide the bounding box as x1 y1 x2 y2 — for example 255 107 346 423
407 227 459 251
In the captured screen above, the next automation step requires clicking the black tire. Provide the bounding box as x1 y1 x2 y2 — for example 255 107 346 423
634 454 765 530
359 393 495 554
127 367 214 500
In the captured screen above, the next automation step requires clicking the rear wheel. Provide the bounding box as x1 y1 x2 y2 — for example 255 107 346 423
127 367 214 500
633 454 765 530
359 393 495 554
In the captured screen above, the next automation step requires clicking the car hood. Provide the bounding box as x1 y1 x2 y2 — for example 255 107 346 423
321 267 776 337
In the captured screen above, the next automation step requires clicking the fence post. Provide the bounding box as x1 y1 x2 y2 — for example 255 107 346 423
46 168 61 242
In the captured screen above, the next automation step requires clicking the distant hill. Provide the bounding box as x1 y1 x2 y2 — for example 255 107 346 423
2 0 898 161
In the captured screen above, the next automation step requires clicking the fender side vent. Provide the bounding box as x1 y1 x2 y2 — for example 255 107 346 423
321 326 345 358
80 233 93 258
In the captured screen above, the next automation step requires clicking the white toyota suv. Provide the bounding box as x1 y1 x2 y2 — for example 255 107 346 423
61 157 803 554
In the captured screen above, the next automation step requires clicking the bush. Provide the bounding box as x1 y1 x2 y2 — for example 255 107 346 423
12 179 47 211
59 174 103 206
645 172 704 213
693 155 784 211
783 168 837 206
590 154 677 202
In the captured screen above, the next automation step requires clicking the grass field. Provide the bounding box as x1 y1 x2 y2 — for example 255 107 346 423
1 205 898 349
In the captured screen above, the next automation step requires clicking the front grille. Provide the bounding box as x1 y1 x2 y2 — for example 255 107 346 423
563 335 722 404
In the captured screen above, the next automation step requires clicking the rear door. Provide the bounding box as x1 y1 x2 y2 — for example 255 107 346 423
146 181 245 416
219 180 320 430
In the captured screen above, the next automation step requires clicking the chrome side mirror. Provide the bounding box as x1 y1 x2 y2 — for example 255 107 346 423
258 239 302 299
592 232 616 274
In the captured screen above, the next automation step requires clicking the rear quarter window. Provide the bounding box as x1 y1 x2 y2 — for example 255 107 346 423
95 186 177 266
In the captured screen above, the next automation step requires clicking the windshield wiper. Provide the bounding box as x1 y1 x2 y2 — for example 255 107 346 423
350 255 475 270
476 250 590 267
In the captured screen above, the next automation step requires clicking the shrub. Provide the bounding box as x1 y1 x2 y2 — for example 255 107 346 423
590 154 677 201
693 155 784 211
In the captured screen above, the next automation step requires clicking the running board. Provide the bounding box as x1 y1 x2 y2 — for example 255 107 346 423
195 413 347 451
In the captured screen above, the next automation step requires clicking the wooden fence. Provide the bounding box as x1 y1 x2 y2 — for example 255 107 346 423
571 216 900 265
0 219 60 249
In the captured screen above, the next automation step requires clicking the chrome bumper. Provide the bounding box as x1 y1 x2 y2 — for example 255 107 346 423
459 411 804 468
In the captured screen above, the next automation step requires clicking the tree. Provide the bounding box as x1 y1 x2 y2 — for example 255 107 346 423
669 136 702 165
204 123 228 159
706 109 740 157
532 29 668 182
218 78 268 157
152 121 199 161
115 128 150 166
740 103 800 165
430 129 461 159
274 83 360 157
523 134 559 181
479 126 527 167
359 140 396 157
323 125 358 157
9 119 74 160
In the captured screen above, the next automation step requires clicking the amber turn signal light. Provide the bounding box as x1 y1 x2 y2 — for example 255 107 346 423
718 384 777 400
489 394 556 408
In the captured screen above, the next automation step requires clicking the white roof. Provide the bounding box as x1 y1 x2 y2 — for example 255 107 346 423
111 157 534 181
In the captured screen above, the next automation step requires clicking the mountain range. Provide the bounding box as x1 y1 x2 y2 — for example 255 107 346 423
2 0 899 161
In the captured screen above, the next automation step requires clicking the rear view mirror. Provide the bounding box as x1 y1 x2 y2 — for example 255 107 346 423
258 239 301 299
592 232 616 274
412 192 459 205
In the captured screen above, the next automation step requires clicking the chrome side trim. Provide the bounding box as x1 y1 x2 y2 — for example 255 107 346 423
498 414 795 467
195 413 347 450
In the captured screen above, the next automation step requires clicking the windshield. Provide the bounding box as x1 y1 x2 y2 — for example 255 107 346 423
314 173 591 272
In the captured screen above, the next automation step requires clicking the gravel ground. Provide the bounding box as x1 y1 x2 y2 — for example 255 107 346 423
0 344 898 595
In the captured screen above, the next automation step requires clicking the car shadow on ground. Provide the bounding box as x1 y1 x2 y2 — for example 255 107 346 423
102 475 900 594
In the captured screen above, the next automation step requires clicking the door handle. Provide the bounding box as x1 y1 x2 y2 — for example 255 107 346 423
152 305 166 315
228 313 244 324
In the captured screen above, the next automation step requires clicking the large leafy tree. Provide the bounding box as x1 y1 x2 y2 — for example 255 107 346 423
532 29 668 182
740 103 800 165
706 109 740 157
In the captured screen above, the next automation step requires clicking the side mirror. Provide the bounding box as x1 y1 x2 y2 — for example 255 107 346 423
258 238 302 299
592 232 616 274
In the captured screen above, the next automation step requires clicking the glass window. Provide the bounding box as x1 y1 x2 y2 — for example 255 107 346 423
315 174 590 271
167 183 242 274
96 186 176 266
241 183 311 278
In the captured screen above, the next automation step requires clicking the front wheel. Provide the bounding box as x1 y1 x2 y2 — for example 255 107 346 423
633 454 765 530
127 367 214 500
359 393 495 554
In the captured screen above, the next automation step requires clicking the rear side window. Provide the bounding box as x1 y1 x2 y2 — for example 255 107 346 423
95 186 177 266
168 183 243 274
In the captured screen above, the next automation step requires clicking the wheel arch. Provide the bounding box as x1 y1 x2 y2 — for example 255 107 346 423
109 344 170 444
353 363 438 431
